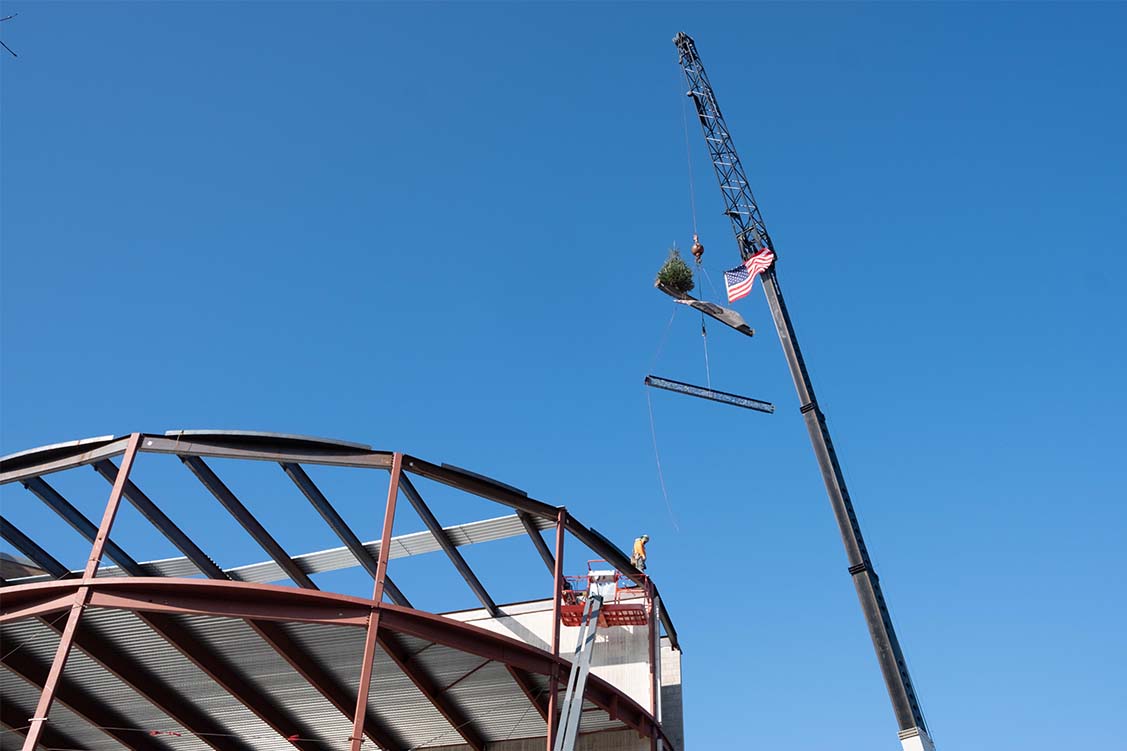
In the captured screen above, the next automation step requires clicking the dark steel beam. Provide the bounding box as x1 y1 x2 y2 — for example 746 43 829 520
96 462 403 747
398 474 498 616
0 499 342 751
517 511 556 575
377 631 487 751
377 605 669 747
644 374 774 413
40 616 254 751
21 477 141 573
280 462 411 606
404 455 680 649
3 648 169 751
246 620 406 751
1 697 87 751
507 666 549 722
0 436 131 486
134 610 327 751
402 456 559 519
180 456 317 589
139 434 394 470
0 516 69 580
92 460 226 578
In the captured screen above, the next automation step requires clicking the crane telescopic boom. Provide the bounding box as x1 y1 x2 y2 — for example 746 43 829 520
673 32 936 751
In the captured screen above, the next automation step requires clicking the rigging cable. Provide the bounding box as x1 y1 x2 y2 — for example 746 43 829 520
700 310 712 389
646 306 681 533
648 306 679 373
678 62 699 236
646 387 681 533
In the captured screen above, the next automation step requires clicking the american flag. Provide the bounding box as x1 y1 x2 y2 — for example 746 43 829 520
744 247 776 276
724 265 754 302
724 248 776 302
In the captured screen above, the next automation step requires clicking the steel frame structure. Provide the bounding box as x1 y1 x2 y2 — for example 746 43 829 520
0 430 678 751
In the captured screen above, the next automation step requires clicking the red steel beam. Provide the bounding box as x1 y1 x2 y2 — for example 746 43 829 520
90 463 403 749
647 581 658 751
548 509 566 751
0 578 375 626
22 432 141 751
1 582 670 748
87 588 370 626
0 594 74 625
350 454 402 751
1 580 389 750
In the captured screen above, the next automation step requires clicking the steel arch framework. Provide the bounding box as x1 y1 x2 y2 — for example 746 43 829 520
0 430 678 751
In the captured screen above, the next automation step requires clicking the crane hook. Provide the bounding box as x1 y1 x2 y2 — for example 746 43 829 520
690 234 704 263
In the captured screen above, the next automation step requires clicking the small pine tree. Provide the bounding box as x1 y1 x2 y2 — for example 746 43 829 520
656 247 695 294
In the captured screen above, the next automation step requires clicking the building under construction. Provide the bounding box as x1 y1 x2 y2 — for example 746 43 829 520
1 30 944 751
0 430 684 751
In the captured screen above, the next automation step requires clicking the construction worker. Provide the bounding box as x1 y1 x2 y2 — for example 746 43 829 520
631 534 650 572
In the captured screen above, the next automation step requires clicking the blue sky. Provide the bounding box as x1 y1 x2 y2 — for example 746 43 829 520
2 3 1125 750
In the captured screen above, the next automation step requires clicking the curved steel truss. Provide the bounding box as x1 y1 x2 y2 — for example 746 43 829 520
0 430 678 751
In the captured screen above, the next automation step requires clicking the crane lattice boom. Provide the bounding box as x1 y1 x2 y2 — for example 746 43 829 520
673 31 937 751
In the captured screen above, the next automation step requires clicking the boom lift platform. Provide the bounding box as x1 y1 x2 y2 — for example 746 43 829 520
561 560 650 627
553 562 653 751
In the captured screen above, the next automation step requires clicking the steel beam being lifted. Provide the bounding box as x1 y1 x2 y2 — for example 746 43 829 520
645 375 775 414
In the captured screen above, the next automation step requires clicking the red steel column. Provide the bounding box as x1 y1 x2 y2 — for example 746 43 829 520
22 433 143 751
647 580 659 751
546 508 565 751
349 453 402 751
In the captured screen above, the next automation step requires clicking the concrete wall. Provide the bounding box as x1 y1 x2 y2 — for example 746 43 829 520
442 598 684 751
659 637 683 751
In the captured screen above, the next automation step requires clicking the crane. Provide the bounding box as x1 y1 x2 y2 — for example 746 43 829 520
673 32 937 751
